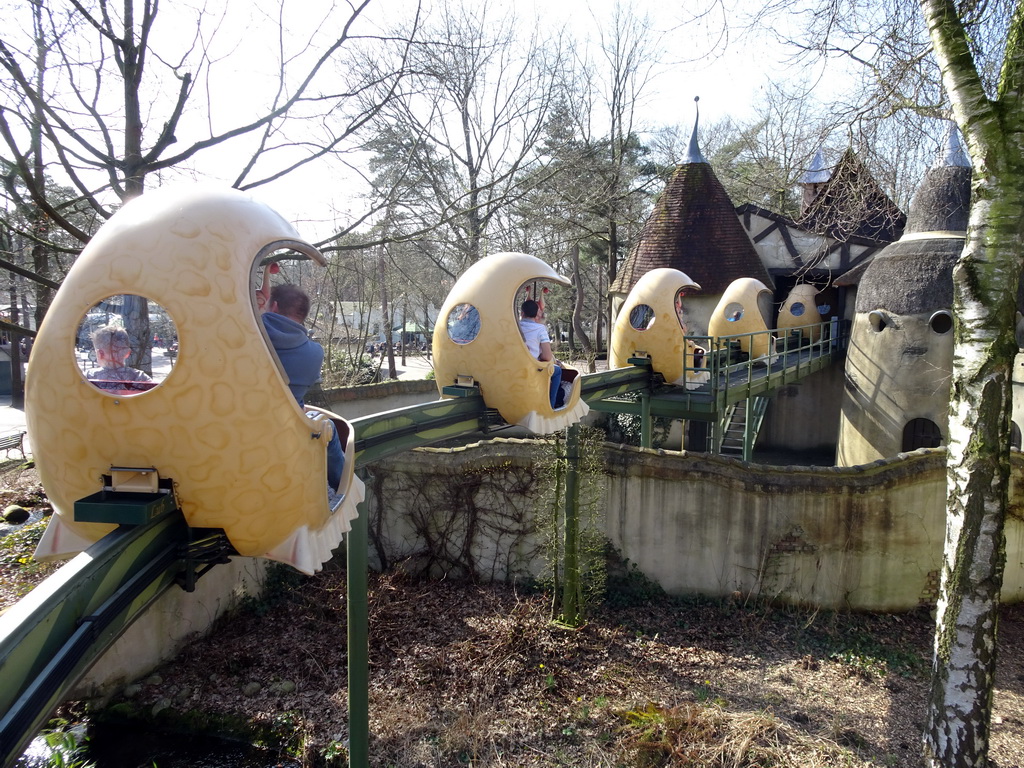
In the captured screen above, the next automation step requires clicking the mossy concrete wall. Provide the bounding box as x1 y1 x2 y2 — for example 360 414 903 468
70 558 268 702
368 439 1024 612
71 436 1024 699
758 365 843 454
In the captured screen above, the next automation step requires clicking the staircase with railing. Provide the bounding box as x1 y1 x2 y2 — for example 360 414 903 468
715 395 771 459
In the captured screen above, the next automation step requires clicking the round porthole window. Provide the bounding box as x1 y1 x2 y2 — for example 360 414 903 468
929 310 953 335
790 302 805 317
724 302 744 322
629 304 656 330
447 303 481 345
76 295 177 395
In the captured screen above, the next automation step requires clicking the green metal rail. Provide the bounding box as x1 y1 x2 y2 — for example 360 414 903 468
351 363 655 465
1 512 186 766
0 506 231 768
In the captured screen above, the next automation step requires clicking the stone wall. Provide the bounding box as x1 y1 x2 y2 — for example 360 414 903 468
758 365 843 454
364 440 547 581
74 436 1024 698
366 439 1024 612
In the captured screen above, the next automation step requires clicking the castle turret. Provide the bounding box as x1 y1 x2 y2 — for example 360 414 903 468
799 148 831 214
611 99 771 332
835 125 970 465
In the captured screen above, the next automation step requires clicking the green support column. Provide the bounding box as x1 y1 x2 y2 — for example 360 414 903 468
640 391 652 449
347 477 370 768
560 424 581 625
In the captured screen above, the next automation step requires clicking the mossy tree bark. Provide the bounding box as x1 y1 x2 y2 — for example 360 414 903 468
920 1 1024 765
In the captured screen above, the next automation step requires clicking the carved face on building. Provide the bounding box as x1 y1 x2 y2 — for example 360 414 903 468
837 238 960 465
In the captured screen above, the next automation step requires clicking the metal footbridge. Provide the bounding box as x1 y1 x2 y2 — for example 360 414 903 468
588 325 845 460
0 322 844 767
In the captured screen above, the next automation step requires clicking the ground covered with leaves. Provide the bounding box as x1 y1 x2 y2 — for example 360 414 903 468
98 567 1024 767
3 460 1023 767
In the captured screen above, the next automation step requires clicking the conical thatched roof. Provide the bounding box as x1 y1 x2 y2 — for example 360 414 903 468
611 161 772 296
855 128 969 315
798 149 906 243
854 238 962 315
904 128 971 233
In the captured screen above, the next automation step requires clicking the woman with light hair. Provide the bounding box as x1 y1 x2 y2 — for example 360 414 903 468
87 324 152 387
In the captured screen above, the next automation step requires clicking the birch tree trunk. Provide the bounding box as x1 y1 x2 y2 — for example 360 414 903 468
920 1 1024 765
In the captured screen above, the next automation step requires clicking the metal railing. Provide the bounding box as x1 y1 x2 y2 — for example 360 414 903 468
682 318 847 410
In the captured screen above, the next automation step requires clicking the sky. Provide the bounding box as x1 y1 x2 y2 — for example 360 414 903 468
66 0 852 243
160 1 824 224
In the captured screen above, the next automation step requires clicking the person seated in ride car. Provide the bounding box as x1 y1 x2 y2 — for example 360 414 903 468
86 324 153 389
261 283 345 493
518 299 562 408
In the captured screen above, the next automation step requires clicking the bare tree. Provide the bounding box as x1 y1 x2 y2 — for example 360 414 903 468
361 0 566 277
0 0 411 248
587 1 663 346
918 4 1024 765
0 0 419 360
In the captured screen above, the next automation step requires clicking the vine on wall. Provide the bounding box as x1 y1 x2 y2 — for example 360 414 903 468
366 457 545 582
533 426 609 626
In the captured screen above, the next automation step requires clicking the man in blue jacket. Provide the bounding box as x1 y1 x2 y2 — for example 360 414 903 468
262 284 344 492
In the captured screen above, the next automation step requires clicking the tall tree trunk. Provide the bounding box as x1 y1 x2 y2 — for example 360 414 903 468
919 1 1024 765
599 238 611 357
9 280 23 409
30 0 51 331
122 294 152 375
924 178 1016 768
400 294 407 367
569 245 595 372
379 245 396 380
121 0 147 198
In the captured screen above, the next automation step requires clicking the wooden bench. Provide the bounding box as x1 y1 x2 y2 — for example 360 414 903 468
0 431 25 460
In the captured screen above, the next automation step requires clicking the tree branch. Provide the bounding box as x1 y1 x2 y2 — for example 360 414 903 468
0 108 93 243
919 0 993 147
0 256 62 291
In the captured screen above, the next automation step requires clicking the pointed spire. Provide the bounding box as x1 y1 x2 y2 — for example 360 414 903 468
799 148 831 215
800 148 831 185
903 122 971 234
937 122 970 168
684 96 706 164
